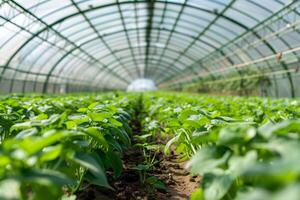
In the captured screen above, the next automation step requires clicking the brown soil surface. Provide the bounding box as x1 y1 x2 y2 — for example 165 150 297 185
77 146 200 200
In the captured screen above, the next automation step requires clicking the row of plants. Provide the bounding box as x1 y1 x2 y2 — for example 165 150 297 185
181 69 272 96
1 91 300 200
0 93 137 199
141 92 300 200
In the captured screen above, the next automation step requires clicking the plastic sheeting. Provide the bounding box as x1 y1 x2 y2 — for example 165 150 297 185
0 0 299 96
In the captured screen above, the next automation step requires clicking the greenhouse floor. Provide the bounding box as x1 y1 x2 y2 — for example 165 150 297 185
77 119 200 200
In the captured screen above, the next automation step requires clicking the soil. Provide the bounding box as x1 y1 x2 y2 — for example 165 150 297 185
77 146 200 200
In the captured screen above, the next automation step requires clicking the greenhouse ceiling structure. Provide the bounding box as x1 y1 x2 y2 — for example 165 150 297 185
0 0 300 97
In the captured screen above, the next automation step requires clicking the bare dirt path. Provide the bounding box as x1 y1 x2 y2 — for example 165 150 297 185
158 152 200 200
77 99 200 199
77 146 200 200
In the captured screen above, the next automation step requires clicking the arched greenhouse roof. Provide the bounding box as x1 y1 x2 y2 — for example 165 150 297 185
0 0 299 96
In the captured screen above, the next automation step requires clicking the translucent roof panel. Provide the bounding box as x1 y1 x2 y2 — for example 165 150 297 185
0 0 299 94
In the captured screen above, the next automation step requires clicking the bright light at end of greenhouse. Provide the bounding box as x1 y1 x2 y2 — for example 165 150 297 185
127 79 157 92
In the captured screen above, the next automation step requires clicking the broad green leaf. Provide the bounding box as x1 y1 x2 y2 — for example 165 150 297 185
0 155 10 167
259 120 300 139
105 134 123 152
218 126 256 145
109 118 123 127
32 114 48 120
10 121 32 131
87 102 99 109
68 114 89 125
65 121 76 129
235 184 300 200
30 184 63 200
18 130 77 155
203 172 234 200
109 127 131 146
105 151 122 178
88 112 112 122
31 114 61 126
215 116 238 122
15 128 38 139
84 171 114 190
39 144 63 163
22 168 75 186
69 152 111 189
235 188 270 200
186 147 231 175
77 107 88 113
178 109 198 121
228 151 257 177
85 127 109 150
167 119 181 127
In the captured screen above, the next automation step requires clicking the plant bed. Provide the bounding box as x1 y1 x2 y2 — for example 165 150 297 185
0 92 300 200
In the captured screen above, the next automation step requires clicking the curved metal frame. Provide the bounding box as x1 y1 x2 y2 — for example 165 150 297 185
0 0 299 96
158 0 299 97
4 2 239 78
0 1 256 83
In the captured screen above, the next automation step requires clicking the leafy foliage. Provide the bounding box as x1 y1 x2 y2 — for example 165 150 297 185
141 92 300 200
0 93 136 199
1 92 300 200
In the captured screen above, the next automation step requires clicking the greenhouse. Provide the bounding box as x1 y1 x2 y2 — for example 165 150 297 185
0 0 300 199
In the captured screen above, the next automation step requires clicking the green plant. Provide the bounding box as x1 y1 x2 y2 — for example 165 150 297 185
0 92 299 199
0 93 136 199
140 92 300 200
133 125 165 193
